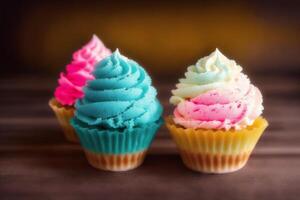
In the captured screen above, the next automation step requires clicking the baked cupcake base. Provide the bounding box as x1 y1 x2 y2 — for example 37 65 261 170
49 98 79 143
165 116 268 174
84 149 147 171
180 150 250 173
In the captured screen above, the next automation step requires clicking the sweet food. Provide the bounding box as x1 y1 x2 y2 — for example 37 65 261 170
166 49 268 173
71 49 163 171
49 35 111 142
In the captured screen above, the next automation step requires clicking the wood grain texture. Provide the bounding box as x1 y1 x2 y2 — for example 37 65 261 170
0 75 300 200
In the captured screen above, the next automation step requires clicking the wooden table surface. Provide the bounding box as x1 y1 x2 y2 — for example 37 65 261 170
1 74 300 200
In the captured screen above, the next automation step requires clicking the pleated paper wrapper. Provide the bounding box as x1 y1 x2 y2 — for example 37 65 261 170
165 116 268 174
49 98 79 143
72 119 162 171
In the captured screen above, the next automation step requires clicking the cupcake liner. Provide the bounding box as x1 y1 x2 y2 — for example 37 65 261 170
165 116 268 173
84 149 147 171
71 119 163 154
179 150 250 173
49 98 79 143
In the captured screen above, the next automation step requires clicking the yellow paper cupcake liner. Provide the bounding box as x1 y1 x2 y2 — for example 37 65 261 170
165 116 268 173
84 149 147 172
49 98 79 143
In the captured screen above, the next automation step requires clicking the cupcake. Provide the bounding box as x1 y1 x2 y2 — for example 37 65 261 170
49 35 111 143
71 49 163 171
166 49 268 173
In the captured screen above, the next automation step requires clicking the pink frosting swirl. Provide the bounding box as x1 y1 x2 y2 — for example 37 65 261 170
173 74 263 130
54 35 111 106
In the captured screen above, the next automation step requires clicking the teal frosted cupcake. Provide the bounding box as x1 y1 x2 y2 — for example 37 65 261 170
71 50 163 171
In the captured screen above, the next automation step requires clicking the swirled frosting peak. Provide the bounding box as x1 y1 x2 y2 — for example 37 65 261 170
54 35 111 106
170 48 242 105
73 49 163 129
171 49 264 130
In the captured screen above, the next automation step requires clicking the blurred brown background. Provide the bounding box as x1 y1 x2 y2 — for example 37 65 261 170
1 1 300 199
1 0 300 78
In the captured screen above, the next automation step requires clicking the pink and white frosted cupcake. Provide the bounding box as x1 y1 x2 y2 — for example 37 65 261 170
49 35 111 142
166 49 268 173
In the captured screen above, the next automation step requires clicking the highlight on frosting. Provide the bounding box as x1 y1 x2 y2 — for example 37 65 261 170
73 49 163 129
54 35 111 106
171 48 263 130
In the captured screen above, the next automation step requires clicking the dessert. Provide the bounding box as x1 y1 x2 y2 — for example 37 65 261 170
166 49 268 173
71 49 163 171
49 35 111 142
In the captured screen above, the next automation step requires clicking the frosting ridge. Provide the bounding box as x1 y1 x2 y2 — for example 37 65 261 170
74 49 163 129
171 49 263 130
170 48 242 105
54 35 111 106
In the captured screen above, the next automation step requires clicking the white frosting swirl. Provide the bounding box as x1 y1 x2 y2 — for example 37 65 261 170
170 48 242 105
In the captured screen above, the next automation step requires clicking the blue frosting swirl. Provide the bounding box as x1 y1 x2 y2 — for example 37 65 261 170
73 49 163 129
